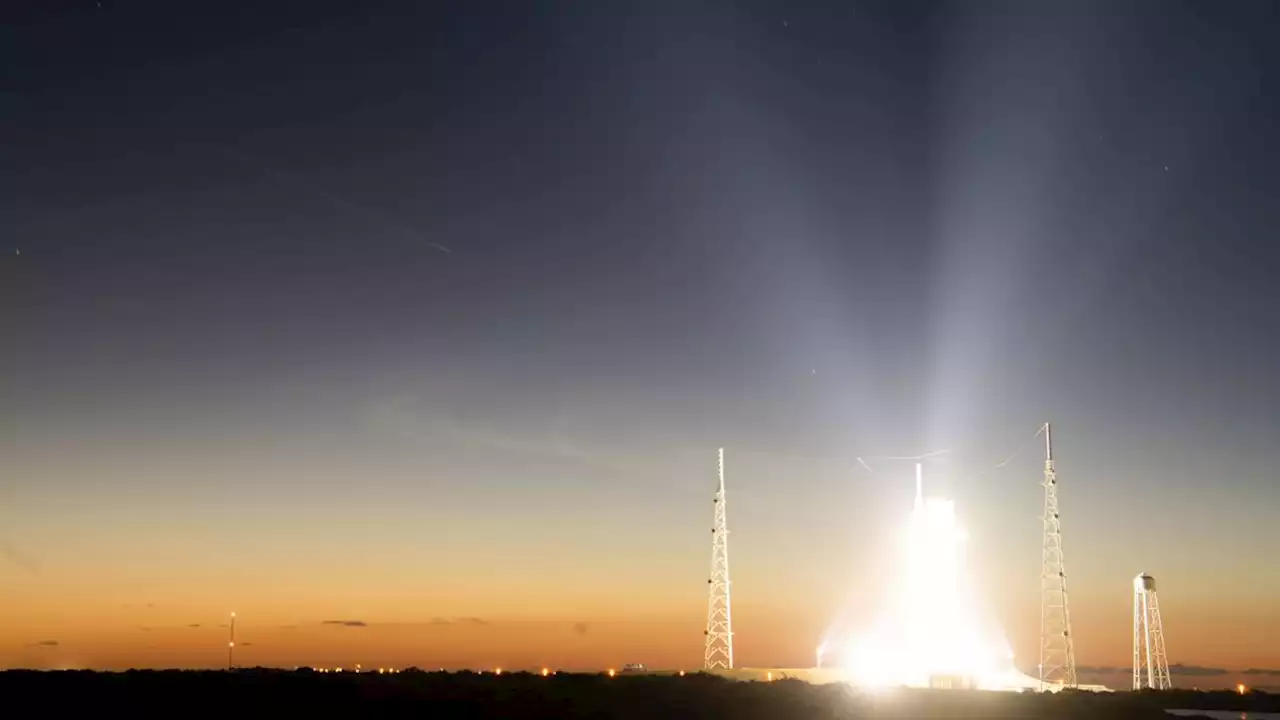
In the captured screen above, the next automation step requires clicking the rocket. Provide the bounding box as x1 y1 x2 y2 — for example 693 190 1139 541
915 462 924 510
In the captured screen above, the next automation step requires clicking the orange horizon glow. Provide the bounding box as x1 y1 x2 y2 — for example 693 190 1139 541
3 452 1275 677
3 603 1276 679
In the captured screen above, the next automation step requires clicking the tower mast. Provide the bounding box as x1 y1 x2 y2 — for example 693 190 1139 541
1038 423 1077 689
704 447 734 670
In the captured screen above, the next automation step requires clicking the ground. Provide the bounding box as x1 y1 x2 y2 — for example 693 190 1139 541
0 668 1273 718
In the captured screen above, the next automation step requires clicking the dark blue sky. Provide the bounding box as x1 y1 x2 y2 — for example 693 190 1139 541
1 0 1278 670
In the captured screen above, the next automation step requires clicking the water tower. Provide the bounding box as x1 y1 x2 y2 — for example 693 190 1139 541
1132 574 1171 690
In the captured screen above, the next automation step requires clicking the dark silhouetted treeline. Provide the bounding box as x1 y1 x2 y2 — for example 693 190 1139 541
0 668 1274 718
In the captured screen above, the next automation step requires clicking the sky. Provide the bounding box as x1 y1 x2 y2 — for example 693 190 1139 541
1 0 1278 681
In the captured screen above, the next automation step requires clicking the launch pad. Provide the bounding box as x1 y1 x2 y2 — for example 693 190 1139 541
700 667 1110 692
818 461 1048 692
702 426 1111 693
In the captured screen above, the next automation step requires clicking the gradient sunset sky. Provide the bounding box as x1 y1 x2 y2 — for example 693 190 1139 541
2 0 1278 678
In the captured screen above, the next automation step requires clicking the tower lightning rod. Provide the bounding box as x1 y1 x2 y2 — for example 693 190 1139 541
228 612 236 670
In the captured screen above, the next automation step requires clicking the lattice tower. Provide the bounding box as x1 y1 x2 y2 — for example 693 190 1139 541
1038 423 1077 689
704 447 734 670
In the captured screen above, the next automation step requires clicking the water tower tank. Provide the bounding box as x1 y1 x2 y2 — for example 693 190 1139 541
1134 574 1156 592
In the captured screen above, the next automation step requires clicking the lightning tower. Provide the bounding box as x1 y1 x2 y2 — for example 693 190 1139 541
704 447 734 670
1038 423 1077 689
1132 574 1171 690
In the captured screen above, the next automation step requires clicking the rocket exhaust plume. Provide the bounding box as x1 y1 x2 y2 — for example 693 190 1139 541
830 463 1037 691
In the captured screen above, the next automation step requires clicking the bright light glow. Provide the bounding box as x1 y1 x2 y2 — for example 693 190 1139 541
679 670 685 677
607 669 616 677
834 467 1037 691
1238 683 1247 695
495 668 502 675
541 668 549 677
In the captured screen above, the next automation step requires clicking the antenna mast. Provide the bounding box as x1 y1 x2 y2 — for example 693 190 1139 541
228 612 237 670
704 447 734 670
1038 423 1077 689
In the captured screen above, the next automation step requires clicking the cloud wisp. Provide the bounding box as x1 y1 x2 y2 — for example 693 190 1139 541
1170 664 1229 677
364 394 597 463
0 539 40 575
220 147 453 255
321 620 368 628
1078 664 1230 677
427 617 490 626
